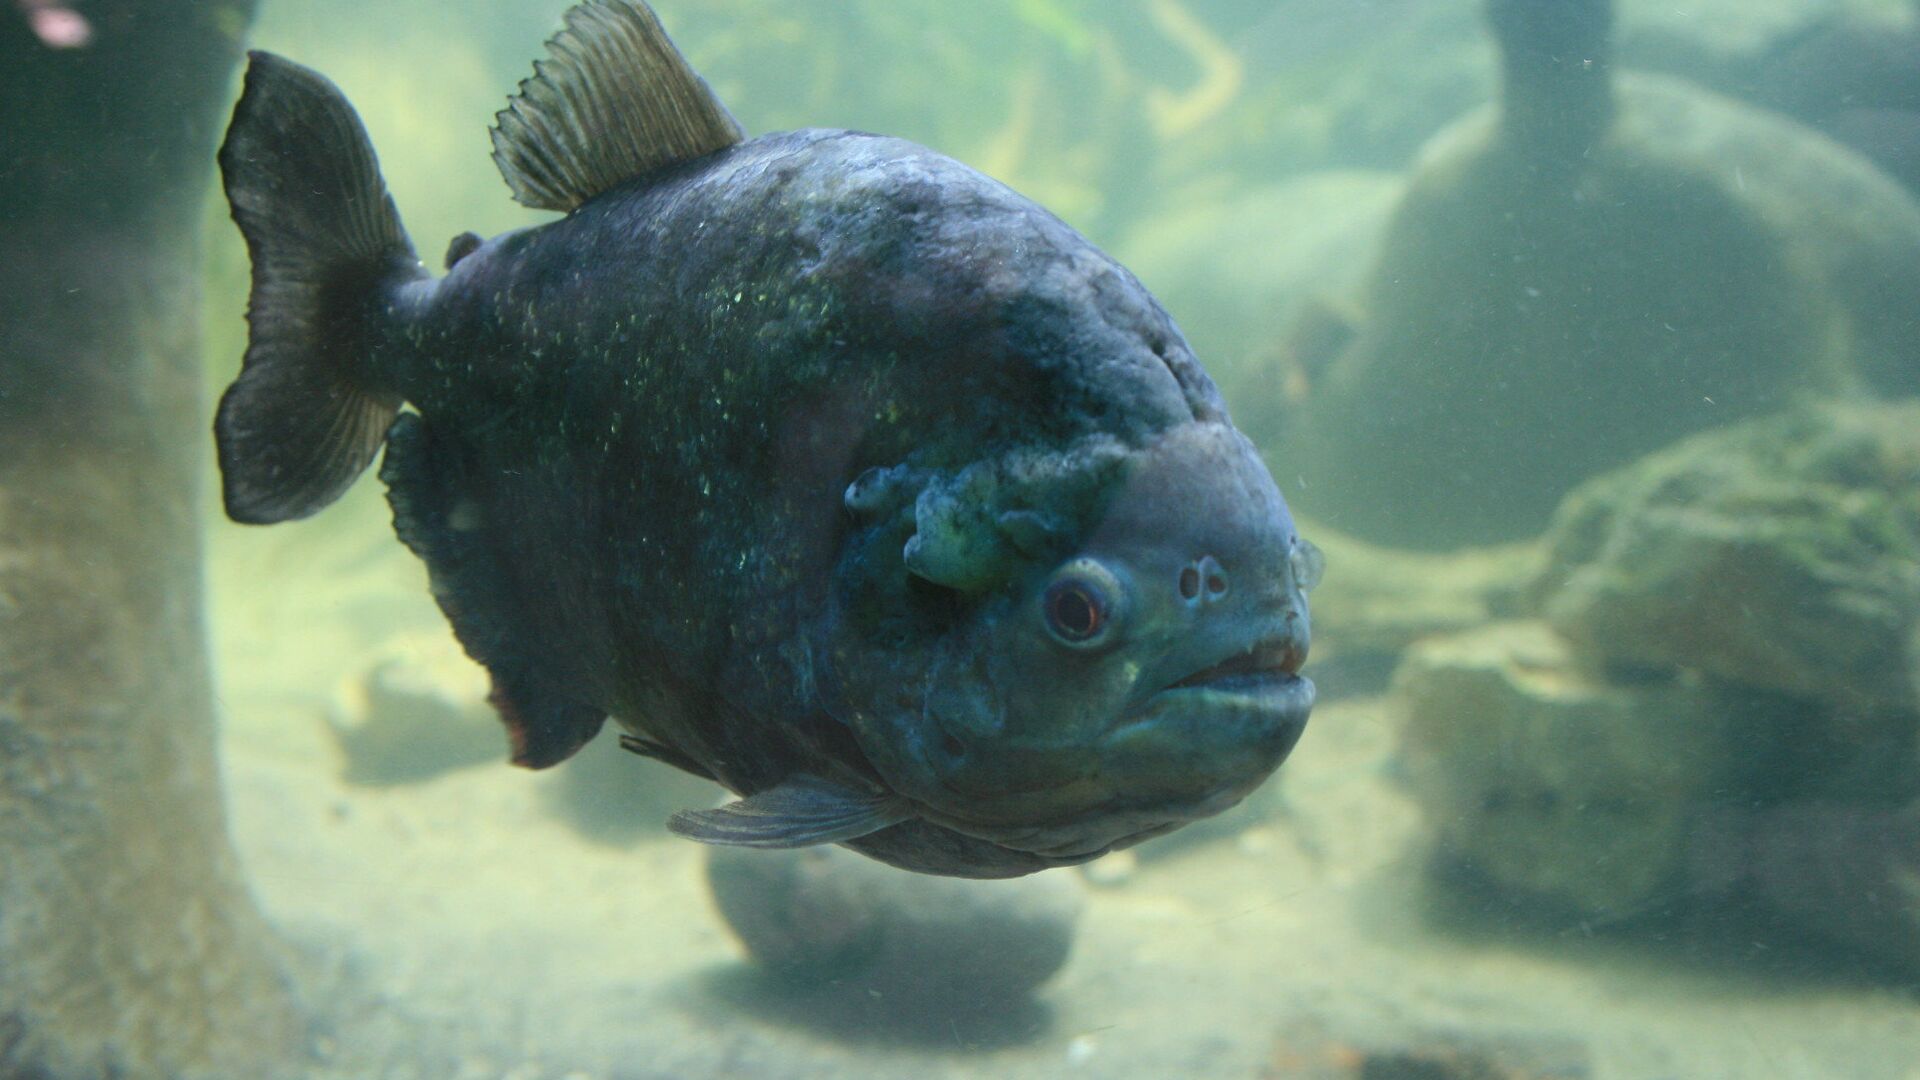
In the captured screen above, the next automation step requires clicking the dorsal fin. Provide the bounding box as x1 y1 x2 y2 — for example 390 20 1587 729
490 0 746 212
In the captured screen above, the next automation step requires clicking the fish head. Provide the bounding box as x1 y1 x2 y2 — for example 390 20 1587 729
830 422 1319 868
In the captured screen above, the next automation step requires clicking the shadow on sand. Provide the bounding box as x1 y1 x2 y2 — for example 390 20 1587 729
680 963 1058 1051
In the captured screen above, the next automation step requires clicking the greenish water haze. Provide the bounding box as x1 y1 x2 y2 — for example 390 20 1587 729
174 0 1920 1076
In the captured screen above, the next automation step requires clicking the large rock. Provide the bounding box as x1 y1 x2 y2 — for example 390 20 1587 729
705 843 1083 1004
1283 0 1920 549
1624 1 1920 198
1396 622 1792 917
1691 799 1920 976
1532 402 1920 719
1401 403 1920 965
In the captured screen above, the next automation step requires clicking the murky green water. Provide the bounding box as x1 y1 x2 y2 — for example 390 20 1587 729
13 0 1920 1076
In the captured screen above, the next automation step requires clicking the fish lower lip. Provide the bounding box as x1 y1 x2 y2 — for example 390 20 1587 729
1158 671 1314 710
1127 671 1316 741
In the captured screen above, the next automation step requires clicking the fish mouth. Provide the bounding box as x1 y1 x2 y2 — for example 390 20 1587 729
1167 635 1308 692
872 632 1316 867
1152 632 1315 726
1095 629 1314 791
1105 627 1316 778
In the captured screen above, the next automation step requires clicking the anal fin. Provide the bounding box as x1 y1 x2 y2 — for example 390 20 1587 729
383 412 604 769
491 674 606 769
668 775 912 849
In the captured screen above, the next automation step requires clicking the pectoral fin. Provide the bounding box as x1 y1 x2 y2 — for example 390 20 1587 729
668 775 911 849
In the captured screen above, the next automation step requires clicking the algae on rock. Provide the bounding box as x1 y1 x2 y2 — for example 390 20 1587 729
1399 401 1920 960
1532 401 1920 719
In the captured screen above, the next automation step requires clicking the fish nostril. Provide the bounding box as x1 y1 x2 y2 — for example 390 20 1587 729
941 732 967 761
1186 556 1230 602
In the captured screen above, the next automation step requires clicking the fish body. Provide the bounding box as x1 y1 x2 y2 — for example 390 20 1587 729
216 1 1318 877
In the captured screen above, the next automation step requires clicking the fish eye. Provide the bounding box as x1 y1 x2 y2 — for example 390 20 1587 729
1042 561 1123 648
1045 581 1106 642
1289 537 1325 592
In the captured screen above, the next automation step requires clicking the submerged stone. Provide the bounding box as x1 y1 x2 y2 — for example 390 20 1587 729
1532 401 1920 719
1395 621 1790 917
1282 0 1920 549
1692 798 1920 977
704 843 1083 1003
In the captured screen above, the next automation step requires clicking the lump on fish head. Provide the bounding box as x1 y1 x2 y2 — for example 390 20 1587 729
823 419 1321 875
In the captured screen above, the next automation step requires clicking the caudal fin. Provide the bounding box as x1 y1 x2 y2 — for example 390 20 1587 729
216 51 424 524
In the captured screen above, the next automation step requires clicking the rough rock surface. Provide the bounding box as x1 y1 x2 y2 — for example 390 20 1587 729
1398 403 1920 963
1395 622 1792 917
1531 401 1920 718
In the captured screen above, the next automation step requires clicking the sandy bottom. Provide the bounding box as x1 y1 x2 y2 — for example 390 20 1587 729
207 486 1920 1079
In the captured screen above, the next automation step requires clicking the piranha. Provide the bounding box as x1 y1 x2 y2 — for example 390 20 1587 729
215 0 1321 878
